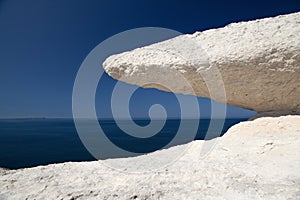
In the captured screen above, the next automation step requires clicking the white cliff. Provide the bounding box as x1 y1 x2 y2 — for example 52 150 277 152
103 12 300 114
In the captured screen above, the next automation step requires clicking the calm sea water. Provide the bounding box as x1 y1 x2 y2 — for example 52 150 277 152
0 118 247 169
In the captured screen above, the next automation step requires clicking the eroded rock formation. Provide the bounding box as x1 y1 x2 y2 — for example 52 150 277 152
103 12 300 114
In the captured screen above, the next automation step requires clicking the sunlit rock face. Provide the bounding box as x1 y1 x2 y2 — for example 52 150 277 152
103 12 300 114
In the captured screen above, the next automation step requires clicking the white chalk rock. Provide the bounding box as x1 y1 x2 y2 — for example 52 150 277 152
103 12 300 113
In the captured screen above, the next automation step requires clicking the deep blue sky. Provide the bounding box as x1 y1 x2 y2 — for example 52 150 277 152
0 0 299 118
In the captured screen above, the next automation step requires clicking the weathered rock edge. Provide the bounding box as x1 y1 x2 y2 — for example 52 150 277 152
103 12 300 114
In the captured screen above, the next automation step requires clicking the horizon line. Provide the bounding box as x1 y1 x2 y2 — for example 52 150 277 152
0 117 250 120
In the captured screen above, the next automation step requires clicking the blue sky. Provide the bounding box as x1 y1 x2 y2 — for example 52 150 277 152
0 0 299 118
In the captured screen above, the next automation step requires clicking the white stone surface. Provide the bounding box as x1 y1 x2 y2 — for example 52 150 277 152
103 12 300 113
1 116 300 199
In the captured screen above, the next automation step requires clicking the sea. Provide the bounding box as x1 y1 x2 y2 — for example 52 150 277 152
0 118 247 169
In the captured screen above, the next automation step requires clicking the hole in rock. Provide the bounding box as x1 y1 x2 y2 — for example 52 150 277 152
0 76 256 169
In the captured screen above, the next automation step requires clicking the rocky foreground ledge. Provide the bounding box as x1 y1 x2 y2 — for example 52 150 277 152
0 116 299 199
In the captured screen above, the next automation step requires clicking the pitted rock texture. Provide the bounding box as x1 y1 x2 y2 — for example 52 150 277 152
103 12 300 113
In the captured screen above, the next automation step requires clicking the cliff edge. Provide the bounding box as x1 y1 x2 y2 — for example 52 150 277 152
103 12 300 114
